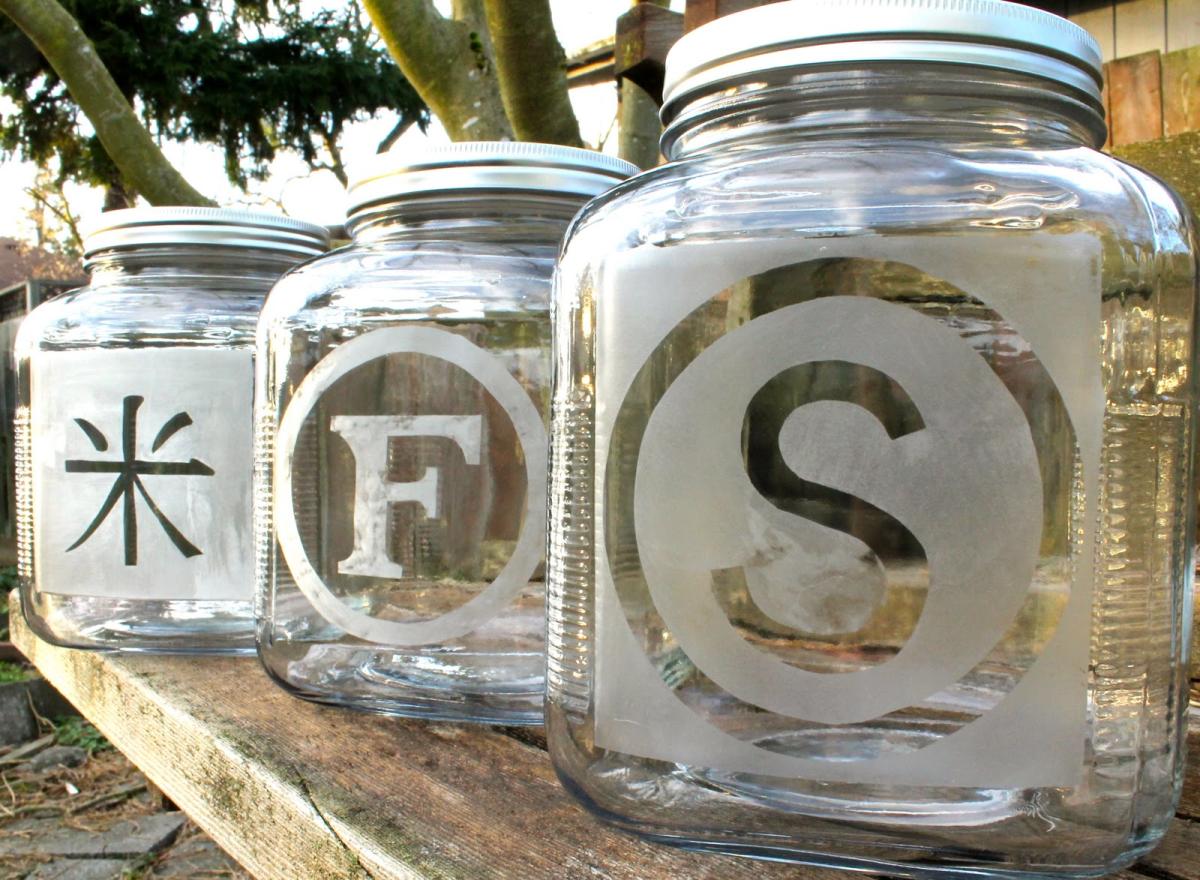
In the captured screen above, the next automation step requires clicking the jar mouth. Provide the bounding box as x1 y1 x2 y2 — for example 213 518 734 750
660 64 1108 158
344 191 593 239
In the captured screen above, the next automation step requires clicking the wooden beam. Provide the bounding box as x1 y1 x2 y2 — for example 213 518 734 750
615 3 684 105
684 0 778 32
1164 45 1200 135
7 598 853 880
1106 50 1165 145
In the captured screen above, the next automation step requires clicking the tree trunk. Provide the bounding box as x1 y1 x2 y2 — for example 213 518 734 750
482 0 582 146
619 80 662 169
0 0 213 206
361 0 515 142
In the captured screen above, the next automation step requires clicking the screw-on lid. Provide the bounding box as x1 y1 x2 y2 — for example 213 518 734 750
662 0 1104 120
346 142 639 220
81 207 331 266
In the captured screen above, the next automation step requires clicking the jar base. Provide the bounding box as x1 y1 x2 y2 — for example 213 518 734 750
257 640 544 725
21 591 256 655
561 774 1161 880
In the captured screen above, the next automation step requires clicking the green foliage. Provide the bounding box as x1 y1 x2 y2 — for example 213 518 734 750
0 564 17 593
0 0 428 192
54 716 111 753
0 660 29 683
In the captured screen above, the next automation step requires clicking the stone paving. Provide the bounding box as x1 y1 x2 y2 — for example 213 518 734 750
0 716 251 879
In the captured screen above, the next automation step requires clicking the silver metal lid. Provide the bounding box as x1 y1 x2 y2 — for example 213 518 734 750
662 0 1104 118
81 207 331 265
346 142 639 218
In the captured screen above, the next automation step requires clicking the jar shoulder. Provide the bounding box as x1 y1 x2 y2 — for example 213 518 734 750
259 240 556 330
15 282 262 358
564 143 1195 264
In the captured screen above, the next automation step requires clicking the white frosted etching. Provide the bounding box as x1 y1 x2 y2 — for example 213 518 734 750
332 415 482 579
593 233 1103 788
275 326 546 646
31 348 254 601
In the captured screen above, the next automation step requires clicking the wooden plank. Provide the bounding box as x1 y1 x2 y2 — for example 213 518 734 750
8 600 861 880
615 2 684 105
1107 51 1165 145
1164 46 1200 133
1181 712 1200 820
1116 0 1168 57
1071 1 1117 62
1167 0 1200 51
684 0 777 32
1136 818 1200 880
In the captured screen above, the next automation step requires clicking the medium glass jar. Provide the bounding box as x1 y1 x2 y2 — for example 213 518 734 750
255 143 635 723
17 208 329 653
547 0 1198 875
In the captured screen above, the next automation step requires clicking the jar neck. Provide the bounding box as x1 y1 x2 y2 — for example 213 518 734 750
87 245 309 292
663 65 1106 158
348 193 583 247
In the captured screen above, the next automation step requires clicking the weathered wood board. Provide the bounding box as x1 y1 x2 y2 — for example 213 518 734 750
10 599 1200 880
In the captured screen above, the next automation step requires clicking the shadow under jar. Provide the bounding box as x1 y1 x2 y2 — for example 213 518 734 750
255 143 636 724
17 208 329 653
546 0 1198 876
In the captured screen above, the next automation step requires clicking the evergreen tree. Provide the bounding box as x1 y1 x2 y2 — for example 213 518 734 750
0 0 427 206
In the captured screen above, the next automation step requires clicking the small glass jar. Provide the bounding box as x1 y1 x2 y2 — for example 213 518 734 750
255 143 635 723
547 0 1197 876
17 208 329 653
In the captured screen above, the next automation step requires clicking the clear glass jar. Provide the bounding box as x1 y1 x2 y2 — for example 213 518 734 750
547 0 1198 875
256 144 635 723
17 208 329 653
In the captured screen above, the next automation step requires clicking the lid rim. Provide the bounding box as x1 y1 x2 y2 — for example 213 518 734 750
346 142 639 219
663 0 1104 111
80 207 331 261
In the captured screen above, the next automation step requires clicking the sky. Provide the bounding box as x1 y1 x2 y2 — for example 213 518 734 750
0 0 684 245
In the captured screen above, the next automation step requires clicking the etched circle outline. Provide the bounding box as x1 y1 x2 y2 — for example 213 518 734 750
627 295 1045 727
275 326 547 646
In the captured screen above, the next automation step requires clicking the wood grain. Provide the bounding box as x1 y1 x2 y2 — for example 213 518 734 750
11 601 1200 880
9 603 856 880
683 0 777 33
1164 46 1200 135
1107 51 1165 145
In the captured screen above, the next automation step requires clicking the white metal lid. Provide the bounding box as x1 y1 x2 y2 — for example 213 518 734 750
662 0 1104 118
346 142 639 219
82 207 331 265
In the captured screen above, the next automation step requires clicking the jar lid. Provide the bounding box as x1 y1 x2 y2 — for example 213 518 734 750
662 0 1104 119
81 207 331 265
346 142 639 218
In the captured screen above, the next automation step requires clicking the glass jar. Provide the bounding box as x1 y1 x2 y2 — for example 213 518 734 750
547 0 1198 875
256 143 635 723
17 208 329 653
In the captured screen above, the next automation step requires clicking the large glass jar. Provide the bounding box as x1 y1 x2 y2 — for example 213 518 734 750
547 0 1198 875
17 208 329 653
256 144 635 723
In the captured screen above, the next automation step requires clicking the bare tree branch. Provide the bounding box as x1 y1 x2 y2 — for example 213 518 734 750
376 117 416 153
0 0 214 206
483 0 581 146
360 0 514 142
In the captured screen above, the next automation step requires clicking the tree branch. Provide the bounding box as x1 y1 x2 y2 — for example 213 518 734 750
360 0 513 141
483 0 581 146
0 0 213 206
376 116 416 153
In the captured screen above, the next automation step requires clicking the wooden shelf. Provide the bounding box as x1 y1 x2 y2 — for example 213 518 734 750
10 598 1200 880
